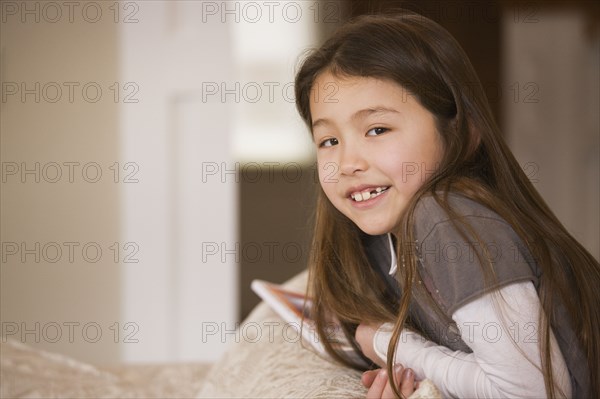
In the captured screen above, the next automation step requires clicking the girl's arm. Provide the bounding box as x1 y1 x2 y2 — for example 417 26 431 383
371 281 572 398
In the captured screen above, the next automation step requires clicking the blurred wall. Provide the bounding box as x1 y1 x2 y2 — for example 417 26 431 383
503 8 599 259
1 1 241 365
116 3 238 363
1 3 122 364
1 0 320 365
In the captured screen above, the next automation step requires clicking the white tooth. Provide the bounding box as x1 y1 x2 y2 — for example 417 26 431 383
362 191 371 200
354 192 363 201
376 187 382 193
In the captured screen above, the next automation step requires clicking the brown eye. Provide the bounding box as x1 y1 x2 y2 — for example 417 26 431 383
319 138 339 148
366 127 389 136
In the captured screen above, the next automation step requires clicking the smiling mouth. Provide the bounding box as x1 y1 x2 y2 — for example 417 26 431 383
350 186 390 202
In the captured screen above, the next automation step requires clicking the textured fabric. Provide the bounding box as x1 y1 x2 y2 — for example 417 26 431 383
0 338 211 398
196 269 441 399
1 269 441 399
196 271 367 398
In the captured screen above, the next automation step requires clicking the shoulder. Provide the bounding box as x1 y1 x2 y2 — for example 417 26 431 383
412 193 527 256
411 192 539 315
413 193 509 241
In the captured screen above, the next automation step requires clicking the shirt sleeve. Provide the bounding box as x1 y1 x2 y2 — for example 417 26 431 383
413 195 540 316
372 281 572 398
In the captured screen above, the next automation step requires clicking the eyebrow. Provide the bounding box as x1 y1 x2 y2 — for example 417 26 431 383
312 106 400 130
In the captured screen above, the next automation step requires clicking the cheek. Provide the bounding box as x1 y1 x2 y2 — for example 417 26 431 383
317 158 339 188
384 153 436 190
378 150 414 184
388 133 444 187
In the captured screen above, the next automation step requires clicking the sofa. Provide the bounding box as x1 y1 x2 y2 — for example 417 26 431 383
1 270 439 398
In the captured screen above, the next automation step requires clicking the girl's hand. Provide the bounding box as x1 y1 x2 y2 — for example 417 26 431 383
355 323 385 367
362 366 417 398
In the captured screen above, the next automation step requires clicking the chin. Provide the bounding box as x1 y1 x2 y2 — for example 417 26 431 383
355 223 392 236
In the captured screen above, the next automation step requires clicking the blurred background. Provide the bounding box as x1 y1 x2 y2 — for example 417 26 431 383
1 0 598 366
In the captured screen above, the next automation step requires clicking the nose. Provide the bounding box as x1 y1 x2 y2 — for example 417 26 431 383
339 140 368 176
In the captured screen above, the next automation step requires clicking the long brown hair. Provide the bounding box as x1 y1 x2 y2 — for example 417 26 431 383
295 11 599 399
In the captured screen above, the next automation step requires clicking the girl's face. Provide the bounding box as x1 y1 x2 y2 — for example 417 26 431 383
310 72 444 235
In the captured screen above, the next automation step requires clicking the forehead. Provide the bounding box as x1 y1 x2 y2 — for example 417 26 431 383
310 72 404 102
309 72 411 126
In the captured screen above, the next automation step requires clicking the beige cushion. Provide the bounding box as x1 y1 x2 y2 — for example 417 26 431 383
0 269 440 398
196 270 441 399
0 338 211 398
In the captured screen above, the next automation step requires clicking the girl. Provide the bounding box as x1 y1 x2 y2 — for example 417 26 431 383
294 11 599 399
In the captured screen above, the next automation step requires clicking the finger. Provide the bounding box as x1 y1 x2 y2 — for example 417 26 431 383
381 365 404 398
366 369 388 399
361 369 380 388
400 368 416 398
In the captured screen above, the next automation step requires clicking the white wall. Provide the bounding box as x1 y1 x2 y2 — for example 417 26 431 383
117 2 238 363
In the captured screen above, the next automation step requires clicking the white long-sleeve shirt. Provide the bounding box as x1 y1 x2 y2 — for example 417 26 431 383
372 281 572 398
